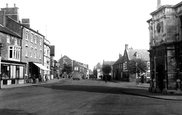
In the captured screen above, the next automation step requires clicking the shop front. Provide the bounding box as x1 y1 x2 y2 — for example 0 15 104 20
149 42 182 93
28 62 49 83
1 60 26 86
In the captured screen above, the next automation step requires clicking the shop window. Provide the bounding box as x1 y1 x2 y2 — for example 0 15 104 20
10 65 16 78
2 64 10 79
19 66 24 78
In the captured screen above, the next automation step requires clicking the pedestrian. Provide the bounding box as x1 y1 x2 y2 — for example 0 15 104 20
45 74 48 81
39 74 42 83
32 74 36 84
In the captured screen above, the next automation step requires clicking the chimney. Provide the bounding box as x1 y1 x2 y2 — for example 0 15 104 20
22 18 30 28
6 3 8 8
14 4 16 7
157 0 161 9
125 44 128 50
119 54 122 58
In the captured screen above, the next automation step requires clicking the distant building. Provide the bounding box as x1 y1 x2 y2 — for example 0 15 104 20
44 38 51 80
113 44 149 82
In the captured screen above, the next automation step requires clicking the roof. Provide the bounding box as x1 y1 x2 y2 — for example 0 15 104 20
113 56 123 65
150 5 173 15
127 49 149 61
103 61 115 66
0 24 21 38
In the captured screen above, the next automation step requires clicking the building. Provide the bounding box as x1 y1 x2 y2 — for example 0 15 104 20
0 25 26 86
113 44 149 82
58 55 72 76
21 25 47 82
50 45 56 78
0 4 52 84
113 54 123 80
58 55 89 78
72 60 89 79
147 1 182 93
44 38 51 80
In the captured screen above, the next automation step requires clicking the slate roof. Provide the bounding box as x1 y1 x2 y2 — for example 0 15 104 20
127 49 149 61
0 24 21 38
113 56 123 65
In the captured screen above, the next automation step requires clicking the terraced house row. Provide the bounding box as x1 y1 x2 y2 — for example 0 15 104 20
0 4 55 87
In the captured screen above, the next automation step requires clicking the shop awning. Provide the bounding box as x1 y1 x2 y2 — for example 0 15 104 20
33 63 50 71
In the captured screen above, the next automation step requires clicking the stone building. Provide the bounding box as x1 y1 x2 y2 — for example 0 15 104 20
147 1 182 93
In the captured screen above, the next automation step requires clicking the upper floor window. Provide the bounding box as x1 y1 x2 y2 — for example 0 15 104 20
14 38 17 45
39 38 42 46
35 35 37 44
7 35 10 43
31 33 33 43
25 31 29 40
8 46 20 61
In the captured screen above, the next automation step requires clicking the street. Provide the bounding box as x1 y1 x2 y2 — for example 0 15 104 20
0 79 182 115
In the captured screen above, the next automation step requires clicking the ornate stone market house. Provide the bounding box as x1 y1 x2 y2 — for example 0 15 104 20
147 1 182 93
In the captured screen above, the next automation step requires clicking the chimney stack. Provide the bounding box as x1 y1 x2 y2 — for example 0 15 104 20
125 44 128 50
22 18 30 28
119 54 122 58
157 0 161 9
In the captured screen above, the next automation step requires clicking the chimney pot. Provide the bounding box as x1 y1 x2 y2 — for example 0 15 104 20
125 44 128 50
14 4 16 7
6 3 8 8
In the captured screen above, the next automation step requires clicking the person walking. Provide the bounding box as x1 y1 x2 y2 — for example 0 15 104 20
32 74 36 84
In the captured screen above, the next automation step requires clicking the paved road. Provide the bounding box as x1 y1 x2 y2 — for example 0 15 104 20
0 79 182 115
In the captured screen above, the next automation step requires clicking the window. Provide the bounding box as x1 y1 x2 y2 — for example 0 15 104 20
40 37 42 46
8 46 21 61
25 50 28 57
35 35 37 44
26 31 28 40
7 35 10 43
31 33 33 42
14 38 17 45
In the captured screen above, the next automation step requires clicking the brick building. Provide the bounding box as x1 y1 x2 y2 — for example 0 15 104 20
0 25 26 86
113 44 149 82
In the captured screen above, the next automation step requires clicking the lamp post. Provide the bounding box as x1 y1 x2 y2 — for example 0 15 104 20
0 42 3 89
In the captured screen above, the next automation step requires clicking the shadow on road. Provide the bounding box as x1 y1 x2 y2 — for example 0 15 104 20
35 81 182 101
0 108 34 115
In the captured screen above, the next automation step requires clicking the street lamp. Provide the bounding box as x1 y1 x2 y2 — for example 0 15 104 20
0 42 3 89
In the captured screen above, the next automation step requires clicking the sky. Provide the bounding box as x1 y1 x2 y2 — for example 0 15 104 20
0 0 181 69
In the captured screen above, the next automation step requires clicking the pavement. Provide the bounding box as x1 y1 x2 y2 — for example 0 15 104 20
119 82 182 101
1 78 182 101
0 78 63 89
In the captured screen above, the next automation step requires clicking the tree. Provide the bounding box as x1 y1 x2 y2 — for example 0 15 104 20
102 64 111 75
128 58 148 74
62 64 72 74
